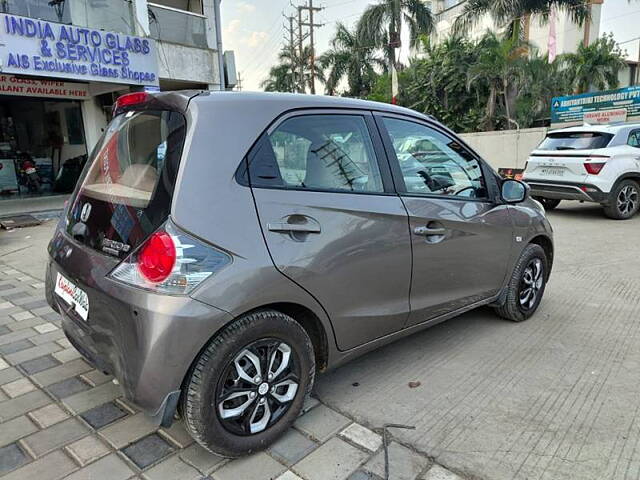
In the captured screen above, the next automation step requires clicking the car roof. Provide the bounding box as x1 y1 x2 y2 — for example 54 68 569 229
548 122 640 135
190 90 433 121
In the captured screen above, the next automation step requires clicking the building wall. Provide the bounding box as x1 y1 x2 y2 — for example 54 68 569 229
430 0 603 56
156 42 218 86
460 127 549 169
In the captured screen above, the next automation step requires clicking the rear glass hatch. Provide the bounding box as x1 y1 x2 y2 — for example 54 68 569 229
528 131 613 179
66 103 187 260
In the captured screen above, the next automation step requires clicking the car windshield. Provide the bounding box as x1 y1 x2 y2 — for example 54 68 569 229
538 132 613 151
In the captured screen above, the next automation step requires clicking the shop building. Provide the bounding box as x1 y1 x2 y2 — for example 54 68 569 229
0 0 233 208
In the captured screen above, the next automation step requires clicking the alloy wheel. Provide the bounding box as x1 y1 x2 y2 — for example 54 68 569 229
617 185 639 217
519 258 544 311
216 339 299 436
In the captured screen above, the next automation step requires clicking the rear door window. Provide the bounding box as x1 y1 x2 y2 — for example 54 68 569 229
67 110 186 258
628 130 640 148
248 114 384 193
538 132 613 151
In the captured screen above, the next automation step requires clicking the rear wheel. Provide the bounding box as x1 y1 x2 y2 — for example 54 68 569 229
603 180 640 220
494 244 548 322
181 310 315 457
533 197 561 210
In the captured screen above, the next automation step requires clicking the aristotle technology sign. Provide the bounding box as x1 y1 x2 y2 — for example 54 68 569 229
0 13 160 86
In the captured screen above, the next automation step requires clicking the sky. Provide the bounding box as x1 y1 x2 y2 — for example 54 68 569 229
221 0 640 92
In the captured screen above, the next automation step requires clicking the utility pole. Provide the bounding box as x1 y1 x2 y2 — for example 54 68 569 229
297 0 323 94
284 14 298 93
236 72 243 91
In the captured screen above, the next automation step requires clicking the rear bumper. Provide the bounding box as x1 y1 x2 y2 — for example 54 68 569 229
46 248 233 426
524 180 608 203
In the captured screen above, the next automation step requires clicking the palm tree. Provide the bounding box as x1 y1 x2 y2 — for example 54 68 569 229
356 0 433 70
318 23 383 97
467 32 526 130
561 34 627 94
261 46 313 93
454 0 591 43
261 64 297 93
515 53 568 127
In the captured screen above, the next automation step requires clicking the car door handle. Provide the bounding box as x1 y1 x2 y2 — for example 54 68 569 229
414 226 446 236
268 223 321 234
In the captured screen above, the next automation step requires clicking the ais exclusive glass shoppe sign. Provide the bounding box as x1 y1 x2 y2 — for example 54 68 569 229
0 13 159 87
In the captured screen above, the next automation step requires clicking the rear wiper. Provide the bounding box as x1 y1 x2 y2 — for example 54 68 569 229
555 146 576 150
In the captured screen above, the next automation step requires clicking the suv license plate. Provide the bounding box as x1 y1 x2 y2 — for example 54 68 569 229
54 273 89 321
540 167 564 176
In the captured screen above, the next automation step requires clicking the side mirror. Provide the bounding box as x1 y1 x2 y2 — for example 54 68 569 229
501 179 529 204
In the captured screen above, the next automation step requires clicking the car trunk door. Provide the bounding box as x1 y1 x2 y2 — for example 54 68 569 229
526 150 595 183
247 110 412 351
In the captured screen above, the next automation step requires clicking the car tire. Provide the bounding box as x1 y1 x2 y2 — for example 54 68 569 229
534 197 561 210
603 179 640 220
181 309 315 458
494 244 548 322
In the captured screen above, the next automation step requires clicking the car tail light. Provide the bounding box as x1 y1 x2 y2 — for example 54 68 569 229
116 92 149 109
138 231 176 283
109 221 232 294
584 162 606 175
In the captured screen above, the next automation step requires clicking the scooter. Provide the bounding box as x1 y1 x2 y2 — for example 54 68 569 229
17 154 41 193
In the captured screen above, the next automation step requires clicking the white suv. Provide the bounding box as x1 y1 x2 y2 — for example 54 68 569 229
523 123 640 219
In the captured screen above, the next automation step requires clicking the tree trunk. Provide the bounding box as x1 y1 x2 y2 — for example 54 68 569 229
486 86 496 131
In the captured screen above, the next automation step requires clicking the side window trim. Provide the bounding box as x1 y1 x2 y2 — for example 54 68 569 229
242 109 397 195
373 112 499 202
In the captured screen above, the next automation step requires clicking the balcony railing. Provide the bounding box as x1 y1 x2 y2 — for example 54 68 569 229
148 3 208 49
70 0 135 36
0 0 136 35
0 0 71 23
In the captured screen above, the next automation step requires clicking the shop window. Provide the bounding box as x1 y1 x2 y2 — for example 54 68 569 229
0 97 88 199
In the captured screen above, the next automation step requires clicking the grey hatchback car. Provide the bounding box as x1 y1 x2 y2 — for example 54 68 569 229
46 91 553 457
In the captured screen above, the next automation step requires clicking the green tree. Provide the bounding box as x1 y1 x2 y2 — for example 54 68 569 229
261 46 313 93
401 36 487 132
514 53 569 127
356 0 433 69
561 34 627 93
318 23 383 97
454 0 591 43
466 33 526 130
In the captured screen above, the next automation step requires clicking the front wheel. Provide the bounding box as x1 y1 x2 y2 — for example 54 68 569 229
181 310 315 457
533 197 561 210
603 180 640 220
494 244 548 322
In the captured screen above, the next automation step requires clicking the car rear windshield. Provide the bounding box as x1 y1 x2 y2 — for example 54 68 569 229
66 109 186 258
537 132 613 151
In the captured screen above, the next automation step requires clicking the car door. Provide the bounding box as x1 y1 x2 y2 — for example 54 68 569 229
245 110 412 351
375 113 513 327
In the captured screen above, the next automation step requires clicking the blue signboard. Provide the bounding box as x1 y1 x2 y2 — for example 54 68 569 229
551 86 640 126
0 13 159 86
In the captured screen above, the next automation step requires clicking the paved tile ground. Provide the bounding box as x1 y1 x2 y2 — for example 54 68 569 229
0 252 463 480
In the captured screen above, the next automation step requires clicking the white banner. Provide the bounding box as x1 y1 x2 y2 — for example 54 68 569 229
0 75 89 99
0 13 159 86
583 108 628 125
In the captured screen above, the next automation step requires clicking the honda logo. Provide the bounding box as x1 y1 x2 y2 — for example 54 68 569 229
80 203 92 222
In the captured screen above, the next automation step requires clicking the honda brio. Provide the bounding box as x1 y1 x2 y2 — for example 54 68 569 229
46 91 553 457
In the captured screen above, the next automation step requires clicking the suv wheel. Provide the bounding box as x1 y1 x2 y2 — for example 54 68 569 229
494 244 548 322
604 179 640 220
181 310 315 457
534 197 561 210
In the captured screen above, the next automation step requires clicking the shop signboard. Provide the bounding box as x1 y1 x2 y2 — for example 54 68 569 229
0 75 89 100
0 13 159 87
551 86 640 127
